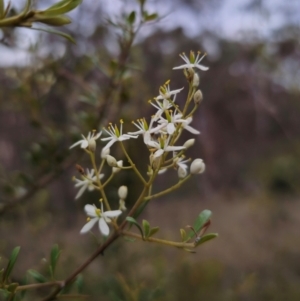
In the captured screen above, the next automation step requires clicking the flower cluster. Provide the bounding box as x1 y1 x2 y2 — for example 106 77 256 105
70 51 208 237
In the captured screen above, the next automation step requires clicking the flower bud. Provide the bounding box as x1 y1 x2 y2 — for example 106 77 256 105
113 160 123 173
192 73 200 88
190 159 205 174
118 185 128 200
101 147 110 159
194 90 203 105
178 166 187 179
183 138 195 149
88 139 97 152
150 153 160 170
106 155 118 167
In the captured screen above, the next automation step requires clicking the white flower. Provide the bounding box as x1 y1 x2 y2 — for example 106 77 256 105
74 169 103 200
155 81 184 100
145 133 185 159
101 120 138 151
80 203 122 236
157 110 188 135
70 131 102 151
128 117 164 136
173 51 209 71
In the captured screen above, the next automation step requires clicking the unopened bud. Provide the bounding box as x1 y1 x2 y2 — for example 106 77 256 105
178 166 187 179
190 159 205 174
184 68 194 82
150 154 160 170
118 185 128 200
88 139 97 152
183 139 195 149
106 155 118 167
113 160 123 173
101 147 110 159
194 90 203 105
192 73 199 88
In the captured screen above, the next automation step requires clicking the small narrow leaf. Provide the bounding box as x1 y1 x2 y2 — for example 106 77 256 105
30 27 76 43
0 0 4 19
148 227 159 237
43 0 82 16
194 233 218 247
2 246 20 282
127 11 136 24
142 219 150 238
133 200 149 219
187 210 212 240
126 217 144 238
28 269 47 283
75 274 83 294
20 0 31 17
144 13 158 22
180 228 187 241
50 244 61 277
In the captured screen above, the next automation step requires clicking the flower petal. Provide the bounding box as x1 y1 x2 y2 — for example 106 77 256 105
80 217 98 234
99 218 110 236
104 210 122 218
84 204 97 217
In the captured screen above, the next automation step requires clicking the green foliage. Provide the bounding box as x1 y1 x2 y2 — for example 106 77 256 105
49 244 62 278
2 247 20 284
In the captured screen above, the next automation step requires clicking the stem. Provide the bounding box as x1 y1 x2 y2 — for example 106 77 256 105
89 152 111 211
16 281 63 291
122 230 194 249
143 175 191 201
40 232 120 301
119 141 147 185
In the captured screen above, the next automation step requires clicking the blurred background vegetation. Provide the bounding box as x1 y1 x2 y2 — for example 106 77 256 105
0 0 300 300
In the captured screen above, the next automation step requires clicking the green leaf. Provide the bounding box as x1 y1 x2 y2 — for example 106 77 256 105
142 219 150 238
126 217 144 238
33 14 72 26
50 244 61 277
133 200 149 219
180 228 187 241
20 0 31 17
30 26 76 43
127 11 136 24
144 13 158 22
28 269 47 283
0 0 4 19
187 210 212 240
2 247 20 283
75 274 83 294
194 233 218 247
43 0 82 16
7 282 18 293
148 226 159 237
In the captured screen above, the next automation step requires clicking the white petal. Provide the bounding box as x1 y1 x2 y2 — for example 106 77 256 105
172 64 192 70
167 123 175 135
104 210 122 218
69 140 84 149
154 149 164 158
80 218 98 234
195 64 209 71
75 184 88 199
81 140 89 148
99 218 110 236
84 204 97 217
184 125 200 135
